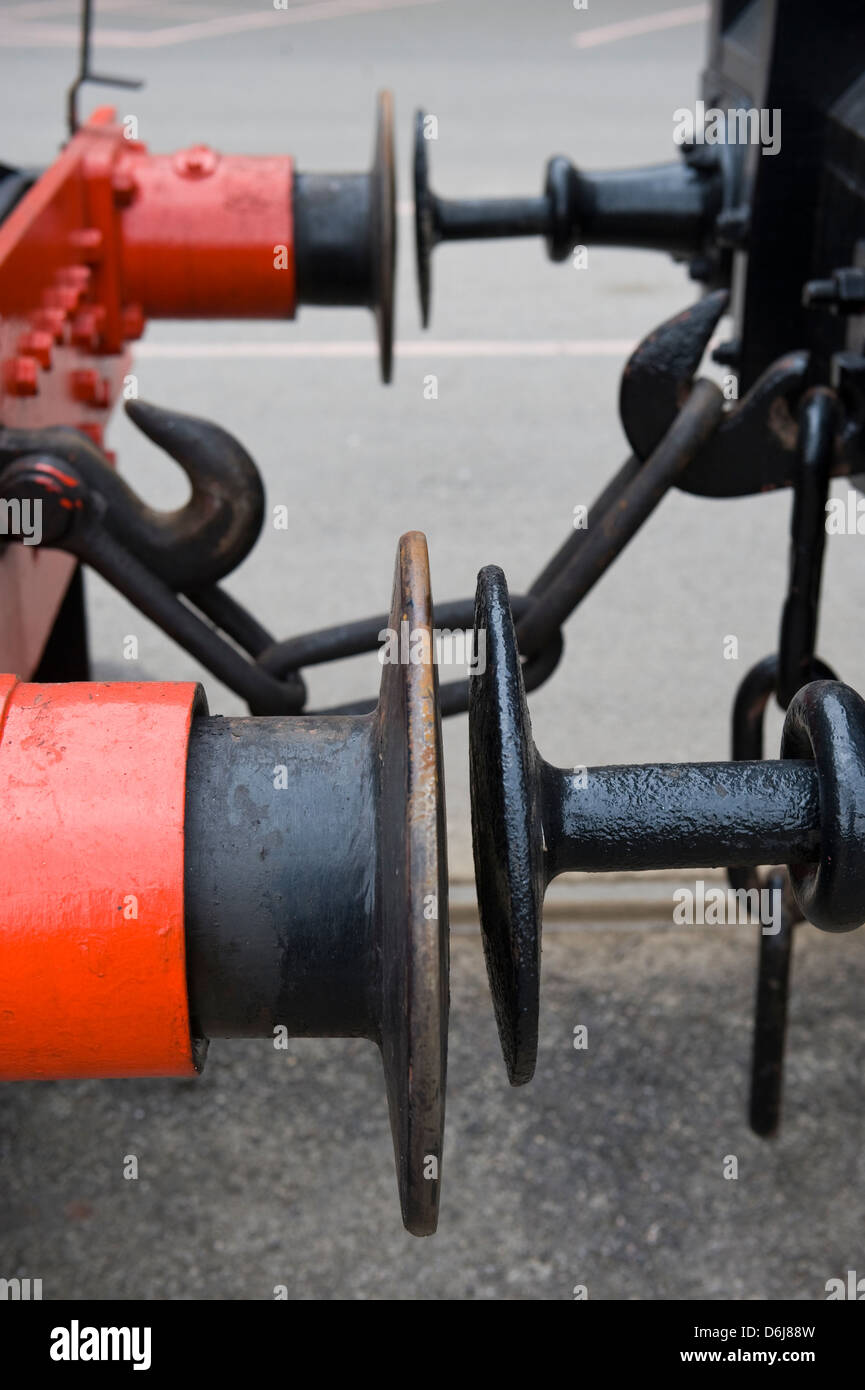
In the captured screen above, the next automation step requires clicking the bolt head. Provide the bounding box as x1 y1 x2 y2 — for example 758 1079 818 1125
121 303 145 341
4 357 39 396
112 167 138 206
70 367 110 405
44 284 81 314
17 332 53 369
32 307 67 341
57 265 92 291
832 267 865 307
711 337 741 368
715 206 750 249
70 307 106 351
173 145 218 179
805 267 865 314
68 227 104 262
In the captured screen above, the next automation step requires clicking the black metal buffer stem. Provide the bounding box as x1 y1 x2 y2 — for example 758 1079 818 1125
413 108 728 326
183 533 448 1237
469 565 865 1087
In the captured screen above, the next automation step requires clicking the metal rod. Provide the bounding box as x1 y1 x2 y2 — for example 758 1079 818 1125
749 874 797 1138
76 526 304 713
575 163 720 255
516 379 724 656
527 453 643 598
187 585 276 659
776 389 836 708
541 759 820 879
424 156 719 255
433 194 551 242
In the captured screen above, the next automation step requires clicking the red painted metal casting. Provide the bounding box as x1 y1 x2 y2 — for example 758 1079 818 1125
0 674 201 1080
0 108 298 677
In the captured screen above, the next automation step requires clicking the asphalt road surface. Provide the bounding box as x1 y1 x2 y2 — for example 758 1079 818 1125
1 0 863 1300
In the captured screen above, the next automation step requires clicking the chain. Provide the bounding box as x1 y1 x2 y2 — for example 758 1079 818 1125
253 379 724 714
728 386 840 1138
0 379 724 717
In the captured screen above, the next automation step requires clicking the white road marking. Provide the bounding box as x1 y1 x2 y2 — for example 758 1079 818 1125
572 4 708 50
134 338 637 360
5 0 144 16
1 0 442 48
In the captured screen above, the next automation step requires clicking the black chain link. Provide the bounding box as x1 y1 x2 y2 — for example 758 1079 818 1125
0 379 724 717
727 386 840 1138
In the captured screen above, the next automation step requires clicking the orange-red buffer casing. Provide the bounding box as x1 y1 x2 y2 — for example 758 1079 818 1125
0 675 203 1079
117 144 296 319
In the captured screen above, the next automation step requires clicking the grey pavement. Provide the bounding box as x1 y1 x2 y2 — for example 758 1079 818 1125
2 927 864 1300
1 0 863 1300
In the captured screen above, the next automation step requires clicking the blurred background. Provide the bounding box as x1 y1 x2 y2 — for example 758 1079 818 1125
0 0 862 1299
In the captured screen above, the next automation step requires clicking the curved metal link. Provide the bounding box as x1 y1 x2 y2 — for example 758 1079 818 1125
776 389 836 708
727 386 842 1136
729 654 838 1139
0 339 727 718
258 384 725 713
0 399 265 591
782 680 865 932
515 379 724 657
258 594 563 717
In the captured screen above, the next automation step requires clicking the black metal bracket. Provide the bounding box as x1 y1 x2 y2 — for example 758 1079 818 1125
618 290 865 496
